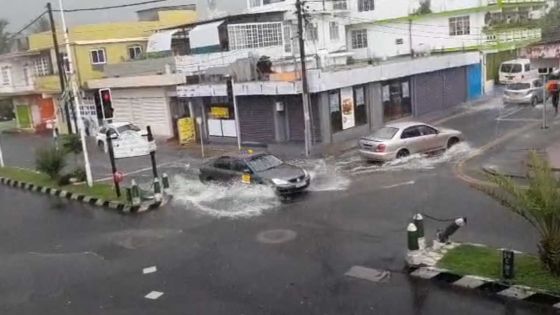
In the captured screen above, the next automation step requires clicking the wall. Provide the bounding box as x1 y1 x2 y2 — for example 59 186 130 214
0 56 35 95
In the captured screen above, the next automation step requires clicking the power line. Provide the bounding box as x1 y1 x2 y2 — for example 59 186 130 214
7 11 48 40
55 0 168 13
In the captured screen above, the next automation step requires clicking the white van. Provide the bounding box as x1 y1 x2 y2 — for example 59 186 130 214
499 59 538 84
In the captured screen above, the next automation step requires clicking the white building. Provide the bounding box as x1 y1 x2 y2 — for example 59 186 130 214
90 0 546 150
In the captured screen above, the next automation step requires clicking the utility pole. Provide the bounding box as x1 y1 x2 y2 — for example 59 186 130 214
47 2 73 134
296 0 312 157
58 0 93 187
408 19 413 57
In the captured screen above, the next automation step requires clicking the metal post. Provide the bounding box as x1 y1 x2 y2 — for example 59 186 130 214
231 77 242 150
162 173 170 194
153 177 162 203
146 126 158 178
296 0 312 157
131 180 141 206
413 214 425 250
0 137 4 168
47 2 72 134
106 134 121 198
58 0 93 186
196 117 205 158
407 223 419 251
543 74 548 129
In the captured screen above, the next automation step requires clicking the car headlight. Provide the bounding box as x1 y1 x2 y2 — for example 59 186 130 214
271 178 289 185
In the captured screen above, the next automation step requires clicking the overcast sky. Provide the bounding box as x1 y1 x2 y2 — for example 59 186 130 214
3 0 199 32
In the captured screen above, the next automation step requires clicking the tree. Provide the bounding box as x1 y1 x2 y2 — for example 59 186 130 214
487 152 560 276
540 6 560 40
0 19 11 54
30 16 51 34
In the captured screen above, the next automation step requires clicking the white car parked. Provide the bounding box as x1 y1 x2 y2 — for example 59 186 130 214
96 122 144 152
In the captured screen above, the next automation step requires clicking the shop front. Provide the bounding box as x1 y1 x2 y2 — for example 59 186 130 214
381 77 412 122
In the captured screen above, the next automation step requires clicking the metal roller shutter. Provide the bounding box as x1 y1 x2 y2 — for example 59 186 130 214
112 97 172 137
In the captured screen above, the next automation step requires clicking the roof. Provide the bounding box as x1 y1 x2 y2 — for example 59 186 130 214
160 10 286 31
502 59 531 63
385 121 429 129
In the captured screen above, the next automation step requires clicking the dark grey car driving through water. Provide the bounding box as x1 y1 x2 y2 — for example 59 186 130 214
199 152 311 195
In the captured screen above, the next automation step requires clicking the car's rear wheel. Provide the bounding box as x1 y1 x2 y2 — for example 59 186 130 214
396 149 410 159
447 137 460 149
97 141 104 150
531 96 538 107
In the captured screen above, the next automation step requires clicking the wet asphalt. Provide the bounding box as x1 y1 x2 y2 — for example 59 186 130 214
0 97 558 314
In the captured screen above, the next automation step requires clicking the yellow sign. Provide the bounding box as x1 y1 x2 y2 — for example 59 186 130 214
242 173 251 184
177 117 195 145
211 106 230 119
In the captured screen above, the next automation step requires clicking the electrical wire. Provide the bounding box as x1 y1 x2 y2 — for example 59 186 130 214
55 0 169 13
7 11 49 41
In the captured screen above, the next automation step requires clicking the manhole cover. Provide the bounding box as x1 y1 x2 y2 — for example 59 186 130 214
256 229 297 244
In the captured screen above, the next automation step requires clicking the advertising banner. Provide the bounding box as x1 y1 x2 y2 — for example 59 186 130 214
177 117 195 145
340 87 355 130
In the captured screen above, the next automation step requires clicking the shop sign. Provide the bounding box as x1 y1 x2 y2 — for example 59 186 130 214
340 87 355 130
177 117 195 145
211 106 230 119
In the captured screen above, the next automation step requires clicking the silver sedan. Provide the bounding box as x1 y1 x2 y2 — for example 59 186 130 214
358 122 464 162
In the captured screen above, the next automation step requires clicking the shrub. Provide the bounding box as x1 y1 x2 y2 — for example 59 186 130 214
61 134 82 155
57 174 73 186
35 146 67 180
71 167 87 182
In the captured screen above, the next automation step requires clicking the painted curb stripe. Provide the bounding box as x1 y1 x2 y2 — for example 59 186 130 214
433 272 463 284
524 293 560 306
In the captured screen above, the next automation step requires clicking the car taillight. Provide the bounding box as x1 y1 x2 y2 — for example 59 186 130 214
375 144 386 152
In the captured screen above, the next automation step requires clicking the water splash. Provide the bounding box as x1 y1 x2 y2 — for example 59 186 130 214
290 159 351 192
171 174 281 219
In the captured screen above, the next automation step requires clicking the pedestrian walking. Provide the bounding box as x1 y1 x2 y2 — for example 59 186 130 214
547 75 559 115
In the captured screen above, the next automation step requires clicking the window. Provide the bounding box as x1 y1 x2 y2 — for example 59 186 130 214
354 86 367 126
34 57 51 76
383 78 412 121
333 0 347 10
1 66 11 86
306 23 318 41
228 22 284 50
524 63 531 72
23 65 31 86
283 24 292 53
449 16 470 36
214 157 233 170
230 160 248 173
533 79 543 88
329 22 340 40
401 127 422 139
358 0 375 12
90 48 107 65
351 29 368 49
419 125 438 136
329 90 342 132
396 38 404 45
128 45 143 60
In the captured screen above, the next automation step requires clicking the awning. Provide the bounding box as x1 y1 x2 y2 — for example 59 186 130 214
189 20 224 50
146 29 179 53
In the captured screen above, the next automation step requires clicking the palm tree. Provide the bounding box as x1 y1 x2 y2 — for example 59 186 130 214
0 19 12 54
488 151 560 275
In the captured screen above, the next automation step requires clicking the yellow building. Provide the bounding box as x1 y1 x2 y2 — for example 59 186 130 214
28 6 197 87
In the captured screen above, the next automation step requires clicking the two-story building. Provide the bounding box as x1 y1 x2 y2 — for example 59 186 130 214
0 5 197 133
88 0 547 152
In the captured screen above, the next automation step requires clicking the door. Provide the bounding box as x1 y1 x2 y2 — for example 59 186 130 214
211 157 238 181
418 125 442 151
467 64 482 100
400 126 424 154
16 105 31 128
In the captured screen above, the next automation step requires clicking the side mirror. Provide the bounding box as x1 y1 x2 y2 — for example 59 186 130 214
243 168 252 174
109 133 118 140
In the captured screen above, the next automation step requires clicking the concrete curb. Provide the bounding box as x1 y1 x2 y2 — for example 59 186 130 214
407 242 560 309
408 266 560 309
0 176 167 214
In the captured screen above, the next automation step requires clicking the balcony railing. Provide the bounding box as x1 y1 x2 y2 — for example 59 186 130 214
34 75 61 93
484 28 541 44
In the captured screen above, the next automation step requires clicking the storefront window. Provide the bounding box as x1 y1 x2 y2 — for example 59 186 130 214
383 78 412 121
329 91 342 132
354 86 367 126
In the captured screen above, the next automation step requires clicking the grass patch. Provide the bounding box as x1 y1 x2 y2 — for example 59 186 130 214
438 245 560 294
0 166 125 203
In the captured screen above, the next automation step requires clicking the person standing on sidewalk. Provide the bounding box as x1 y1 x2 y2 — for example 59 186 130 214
547 71 560 115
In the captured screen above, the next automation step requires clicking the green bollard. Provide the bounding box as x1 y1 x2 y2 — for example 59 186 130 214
407 223 419 252
131 180 141 206
162 173 170 194
153 177 162 203
413 213 425 249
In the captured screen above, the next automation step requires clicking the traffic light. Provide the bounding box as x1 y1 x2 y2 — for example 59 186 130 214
99 88 113 119
226 77 234 106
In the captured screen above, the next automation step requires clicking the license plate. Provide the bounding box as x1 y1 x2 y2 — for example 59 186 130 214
296 181 306 188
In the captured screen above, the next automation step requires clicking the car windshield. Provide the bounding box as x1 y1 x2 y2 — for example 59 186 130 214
370 127 399 140
507 83 531 90
116 124 141 133
247 154 283 172
501 63 522 73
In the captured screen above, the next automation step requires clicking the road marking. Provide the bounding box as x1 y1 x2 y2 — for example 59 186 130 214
143 266 157 274
496 118 541 122
381 180 415 189
496 107 523 120
145 291 164 300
